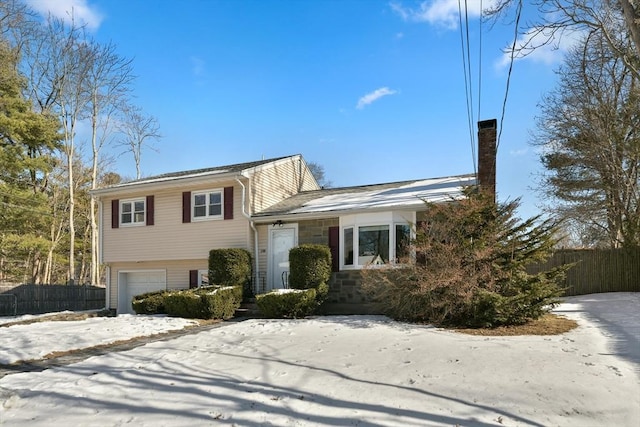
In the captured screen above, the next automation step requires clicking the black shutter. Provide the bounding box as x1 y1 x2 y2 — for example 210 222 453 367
189 270 198 288
182 191 191 223
146 195 154 226
111 199 119 228
224 186 233 220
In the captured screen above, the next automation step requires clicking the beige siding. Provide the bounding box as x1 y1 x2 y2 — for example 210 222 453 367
256 224 269 291
102 181 251 263
107 259 208 309
250 157 319 213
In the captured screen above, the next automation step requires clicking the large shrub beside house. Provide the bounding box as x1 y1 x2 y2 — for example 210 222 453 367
361 188 569 327
209 248 253 297
256 244 331 318
132 286 242 319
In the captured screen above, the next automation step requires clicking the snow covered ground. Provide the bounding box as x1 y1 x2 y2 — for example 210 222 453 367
0 315 198 364
1 293 638 426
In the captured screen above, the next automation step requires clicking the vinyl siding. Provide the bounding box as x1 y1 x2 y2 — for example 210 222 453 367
256 224 269 289
107 259 209 309
250 157 319 213
102 181 250 263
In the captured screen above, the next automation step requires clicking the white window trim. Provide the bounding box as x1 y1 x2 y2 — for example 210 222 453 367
192 188 224 221
197 269 209 287
340 211 415 270
120 198 146 227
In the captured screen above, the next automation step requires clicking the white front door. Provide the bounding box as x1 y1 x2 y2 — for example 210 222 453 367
269 226 297 290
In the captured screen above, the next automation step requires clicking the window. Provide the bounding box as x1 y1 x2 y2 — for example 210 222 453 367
120 199 145 226
198 269 209 287
344 228 354 266
192 190 223 220
395 224 411 262
358 225 389 265
340 212 414 269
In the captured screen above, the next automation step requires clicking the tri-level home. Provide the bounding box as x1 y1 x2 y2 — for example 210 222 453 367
93 120 497 314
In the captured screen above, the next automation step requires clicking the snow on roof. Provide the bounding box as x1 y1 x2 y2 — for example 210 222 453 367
256 174 476 216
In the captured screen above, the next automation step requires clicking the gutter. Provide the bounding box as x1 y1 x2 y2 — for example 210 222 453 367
235 175 259 294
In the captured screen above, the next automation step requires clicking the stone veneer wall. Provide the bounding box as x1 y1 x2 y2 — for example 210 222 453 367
297 218 339 245
297 218 377 307
327 270 370 304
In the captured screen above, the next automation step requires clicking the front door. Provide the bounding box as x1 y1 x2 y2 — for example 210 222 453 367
269 226 297 290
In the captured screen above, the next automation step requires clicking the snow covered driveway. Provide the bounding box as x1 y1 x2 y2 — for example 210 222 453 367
1 293 638 426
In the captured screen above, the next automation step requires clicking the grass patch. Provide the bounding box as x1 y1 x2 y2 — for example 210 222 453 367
452 313 578 336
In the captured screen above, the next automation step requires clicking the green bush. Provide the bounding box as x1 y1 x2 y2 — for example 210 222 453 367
131 290 167 314
163 291 204 318
256 288 320 318
361 189 567 328
196 285 243 319
209 248 253 297
289 244 331 290
160 285 243 319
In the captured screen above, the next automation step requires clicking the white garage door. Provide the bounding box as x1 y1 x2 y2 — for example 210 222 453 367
118 270 166 314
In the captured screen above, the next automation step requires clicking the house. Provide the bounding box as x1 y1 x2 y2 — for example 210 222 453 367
92 120 497 314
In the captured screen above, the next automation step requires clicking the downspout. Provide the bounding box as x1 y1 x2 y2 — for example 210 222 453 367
97 198 109 310
235 175 259 294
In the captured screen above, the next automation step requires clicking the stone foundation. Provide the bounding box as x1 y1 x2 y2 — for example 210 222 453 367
327 270 370 304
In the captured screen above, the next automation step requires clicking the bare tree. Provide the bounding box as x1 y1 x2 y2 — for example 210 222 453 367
487 0 640 78
307 161 333 188
116 105 160 179
533 31 640 248
86 41 134 285
23 15 94 284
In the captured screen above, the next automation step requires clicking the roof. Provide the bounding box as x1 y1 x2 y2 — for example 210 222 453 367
253 174 476 219
91 155 299 195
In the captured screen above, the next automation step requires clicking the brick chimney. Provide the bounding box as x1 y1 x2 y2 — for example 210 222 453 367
477 119 497 201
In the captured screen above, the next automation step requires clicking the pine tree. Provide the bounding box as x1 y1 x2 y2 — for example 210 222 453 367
362 188 568 327
0 38 60 283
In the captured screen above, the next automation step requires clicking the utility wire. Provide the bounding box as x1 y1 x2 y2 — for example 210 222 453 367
478 0 483 123
498 0 522 151
464 0 477 174
458 0 477 175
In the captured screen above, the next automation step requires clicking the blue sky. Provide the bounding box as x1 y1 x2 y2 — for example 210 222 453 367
26 0 573 218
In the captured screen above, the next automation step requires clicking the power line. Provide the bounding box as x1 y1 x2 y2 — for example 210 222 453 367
458 0 477 175
498 0 523 151
478 0 483 123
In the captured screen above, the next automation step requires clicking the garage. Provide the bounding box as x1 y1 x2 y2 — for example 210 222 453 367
118 270 166 314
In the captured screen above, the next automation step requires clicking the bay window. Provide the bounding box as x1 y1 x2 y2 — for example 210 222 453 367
340 212 415 269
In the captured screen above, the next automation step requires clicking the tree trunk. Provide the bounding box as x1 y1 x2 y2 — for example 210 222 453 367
90 98 99 286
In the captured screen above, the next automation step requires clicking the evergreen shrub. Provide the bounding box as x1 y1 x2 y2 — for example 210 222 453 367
288 244 331 289
209 248 253 298
361 188 569 328
131 290 167 314
140 285 242 319
256 286 326 318
163 290 203 318
196 285 243 319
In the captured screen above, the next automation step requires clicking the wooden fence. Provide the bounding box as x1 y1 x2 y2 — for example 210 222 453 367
0 284 106 316
527 248 640 296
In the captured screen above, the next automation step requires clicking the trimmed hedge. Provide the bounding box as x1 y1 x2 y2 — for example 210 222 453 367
197 285 243 319
132 290 167 314
133 286 242 319
209 248 252 287
289 244 331 290
256 284 328 318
